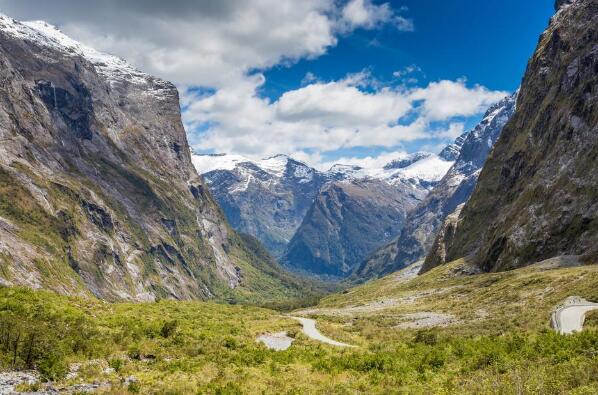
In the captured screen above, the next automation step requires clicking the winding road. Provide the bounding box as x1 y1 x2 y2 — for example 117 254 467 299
552 297 598 335
289 316 356 347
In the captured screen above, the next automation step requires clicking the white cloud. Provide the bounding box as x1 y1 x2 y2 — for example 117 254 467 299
301 72 319 86
275 80 411 127
316 151 409 171
393 64 421 78
340 0 413 31
184 74 508 167
434 122 466 139
409 79 508 121
394 16 415 32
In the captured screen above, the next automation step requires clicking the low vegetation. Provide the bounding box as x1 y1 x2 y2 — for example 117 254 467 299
1 260 598 394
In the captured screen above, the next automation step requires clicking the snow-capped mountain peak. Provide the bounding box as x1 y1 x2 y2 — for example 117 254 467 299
192 153 311 179
324 153 454 189
0 14 166 93
383 152 434 170
194 151 454 188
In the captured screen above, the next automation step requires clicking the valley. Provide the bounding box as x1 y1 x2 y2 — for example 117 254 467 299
0 0 596 393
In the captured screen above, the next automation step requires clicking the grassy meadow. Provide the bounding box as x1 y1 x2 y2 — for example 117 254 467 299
1 259 598 394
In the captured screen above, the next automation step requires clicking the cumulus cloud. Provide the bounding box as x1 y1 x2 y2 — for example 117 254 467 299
183 74 508 163
275 81 411 127
340 0 414 31
409 79 507 121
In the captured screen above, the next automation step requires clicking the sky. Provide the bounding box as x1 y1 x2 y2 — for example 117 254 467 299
0 0 555 169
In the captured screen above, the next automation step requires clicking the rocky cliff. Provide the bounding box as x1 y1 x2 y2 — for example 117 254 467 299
194 154 329 256
423 0 598 272
0 15 303 302
195 151 453 272
354 92 517 280
281 153 453 277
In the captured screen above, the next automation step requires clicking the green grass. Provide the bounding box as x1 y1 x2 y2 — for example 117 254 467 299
1 260 598 394
316 259 598 336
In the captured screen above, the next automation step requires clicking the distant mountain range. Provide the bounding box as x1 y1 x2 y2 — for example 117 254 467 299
194 90 518 280
280 153 454 277
192 154 329 256
193 149 455 277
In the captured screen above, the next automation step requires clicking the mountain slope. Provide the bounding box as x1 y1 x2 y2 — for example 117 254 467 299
194 154 329 256
195 151 452 264
423 0 598 272
0 15 305 302
354 92 517 280
281 154 453 277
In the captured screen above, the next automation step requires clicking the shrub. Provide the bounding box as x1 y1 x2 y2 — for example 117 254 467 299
127 381 141 393
160 320 178 338
37 351 68 381
108 358 124 372
414 330 438 345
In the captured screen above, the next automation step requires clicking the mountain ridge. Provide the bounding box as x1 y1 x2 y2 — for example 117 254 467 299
422 0 598 272
194 150 453 258
354 91 517 280
0 14 306 302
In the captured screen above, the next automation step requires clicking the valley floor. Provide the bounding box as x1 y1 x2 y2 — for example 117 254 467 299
1 257 598 394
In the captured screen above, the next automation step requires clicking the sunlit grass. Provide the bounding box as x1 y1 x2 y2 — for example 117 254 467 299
1 260 598 394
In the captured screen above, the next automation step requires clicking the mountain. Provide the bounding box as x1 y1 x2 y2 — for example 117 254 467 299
422 0 598 273
281 153 454 277
0 15 305 302
194 151 452 264
193 154 329 256
354 92 517 280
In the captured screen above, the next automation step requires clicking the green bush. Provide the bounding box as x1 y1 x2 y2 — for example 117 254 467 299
108 357 124 372
127 381 141 393
37 351 68 381
414 330 438 345
160 320 178 338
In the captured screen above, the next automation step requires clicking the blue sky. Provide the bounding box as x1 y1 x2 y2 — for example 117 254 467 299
181 0 554 168
0 0 555 169
263 0 553 99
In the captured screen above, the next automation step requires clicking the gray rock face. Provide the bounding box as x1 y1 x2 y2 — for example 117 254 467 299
424 0 598 272
281 178 426 277
354 92 517 280
438 133 469 161
196 154 329 256
555 0 576 10
0 15 296 301
195 151 452 272
422 204 465 271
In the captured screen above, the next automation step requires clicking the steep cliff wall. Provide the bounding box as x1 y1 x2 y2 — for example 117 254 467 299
424 0 598 272
0 15 302 302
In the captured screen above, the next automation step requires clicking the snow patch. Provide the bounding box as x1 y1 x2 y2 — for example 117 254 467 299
192 153 251 174
0 14 166 93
